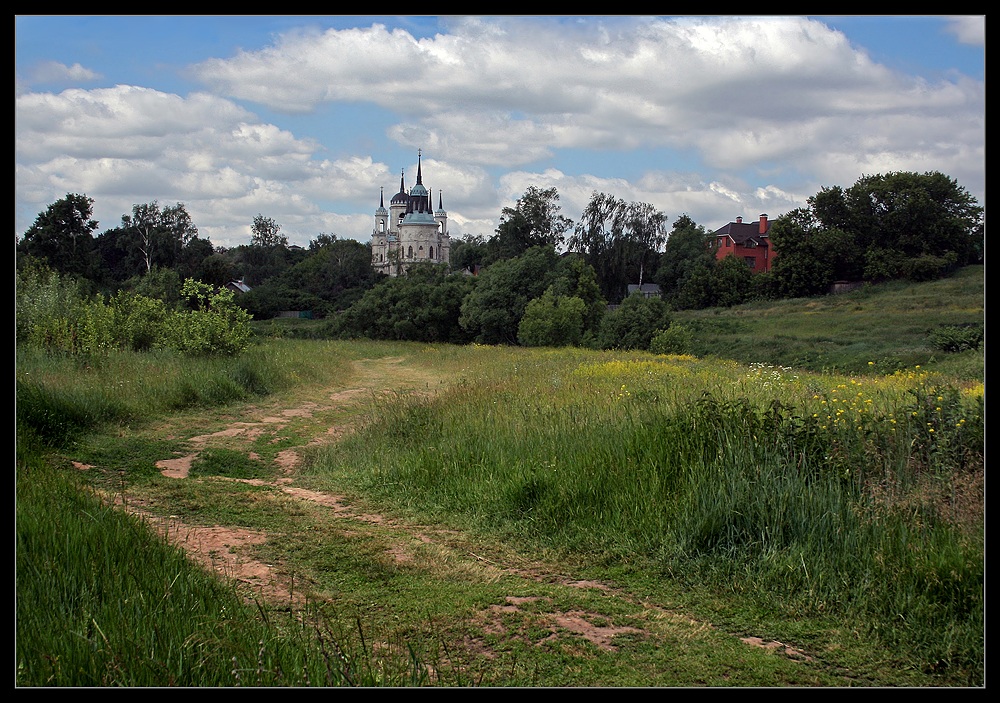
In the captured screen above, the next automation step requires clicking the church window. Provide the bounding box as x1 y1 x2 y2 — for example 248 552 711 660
429 246 434 259
407 246 413 258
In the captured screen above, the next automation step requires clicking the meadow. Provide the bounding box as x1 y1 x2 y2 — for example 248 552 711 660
16 268 984 687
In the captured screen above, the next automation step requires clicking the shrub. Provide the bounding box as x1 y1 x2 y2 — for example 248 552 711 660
649 323 693 355
597 293 672 350
928 323 984 353
518 290 586 347
169 280 254 356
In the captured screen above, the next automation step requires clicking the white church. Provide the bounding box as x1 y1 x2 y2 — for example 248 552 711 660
370 150 451 276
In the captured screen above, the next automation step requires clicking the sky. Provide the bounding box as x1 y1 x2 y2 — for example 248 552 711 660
14 15 985 251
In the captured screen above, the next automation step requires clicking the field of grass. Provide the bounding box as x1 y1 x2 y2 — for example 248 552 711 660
16 268 984 687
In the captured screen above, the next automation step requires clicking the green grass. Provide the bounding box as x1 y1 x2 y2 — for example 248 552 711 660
309 347 982 684
16 267 984 686
15 447 432 687
673 265 984 379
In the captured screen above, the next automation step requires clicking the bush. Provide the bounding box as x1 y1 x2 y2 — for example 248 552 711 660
597 293 672 350
649 323 693 355
928 323 984 353
518 290 586 347
169 280 254 356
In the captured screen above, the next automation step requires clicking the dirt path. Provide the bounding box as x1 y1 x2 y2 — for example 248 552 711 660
114 354 812 666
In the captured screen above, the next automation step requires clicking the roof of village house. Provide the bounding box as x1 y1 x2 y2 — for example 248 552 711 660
712 217 771 246
627 283 662 295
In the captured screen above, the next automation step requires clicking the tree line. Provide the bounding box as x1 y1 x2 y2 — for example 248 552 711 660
16 171 983 354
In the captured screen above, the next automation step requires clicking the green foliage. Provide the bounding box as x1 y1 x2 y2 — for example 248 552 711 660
649 323 693 355
596 293 672 350
709 255 755 307
928 323 983 353
656 214 715 303
569 192 668 303
768 171 984 297
517 289 586 347
331 264 474 343
486 186 574 263
109 291 171 352
242 236 379 318
550 254 607 333
171 279 254 356
17 266 252 358
459 246 559 344
250 213 287 248
17 193 99 278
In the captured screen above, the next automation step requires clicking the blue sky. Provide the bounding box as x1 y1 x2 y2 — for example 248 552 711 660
15 15 985 250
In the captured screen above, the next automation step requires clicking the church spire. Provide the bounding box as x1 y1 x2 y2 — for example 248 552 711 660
416 148 423 186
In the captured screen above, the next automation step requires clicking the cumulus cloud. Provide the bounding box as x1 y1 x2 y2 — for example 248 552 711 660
14 85 392 247
15 16 984 248
944 15 985 45
192 16 983 178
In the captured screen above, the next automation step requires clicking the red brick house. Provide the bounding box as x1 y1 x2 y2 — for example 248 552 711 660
711 214 774 273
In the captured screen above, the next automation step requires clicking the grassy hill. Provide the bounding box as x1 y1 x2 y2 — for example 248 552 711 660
673 264 984 380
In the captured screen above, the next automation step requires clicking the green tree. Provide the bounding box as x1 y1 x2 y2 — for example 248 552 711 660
250 214 288 248
17 193 99 278
517 288 586 348
770 208 865 297
656 214 716 305
550 254 607 338
568 192 668 303
450 234 488 272
486 186 574 263
119 201 200 275
596 293 672 351
332 264 474 343
709 255 755 308
809 172 983 276
459 246 559 344
240 236 377 318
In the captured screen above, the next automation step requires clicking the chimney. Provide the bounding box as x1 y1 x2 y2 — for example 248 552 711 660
759 214 768 234
736 216 743 224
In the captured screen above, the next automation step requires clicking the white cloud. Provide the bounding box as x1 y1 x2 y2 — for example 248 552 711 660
27 60 101 84
944 15 985 46
15 16 984 250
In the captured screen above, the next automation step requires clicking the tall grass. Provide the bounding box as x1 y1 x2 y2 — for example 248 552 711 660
15 340 353 447
15 339 426 687
318 346 983 684
15 453 429 686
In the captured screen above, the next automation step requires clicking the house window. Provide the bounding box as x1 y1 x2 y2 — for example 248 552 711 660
744 257 756 269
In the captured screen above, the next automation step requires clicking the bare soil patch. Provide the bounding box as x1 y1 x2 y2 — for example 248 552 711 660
124 355 816 667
